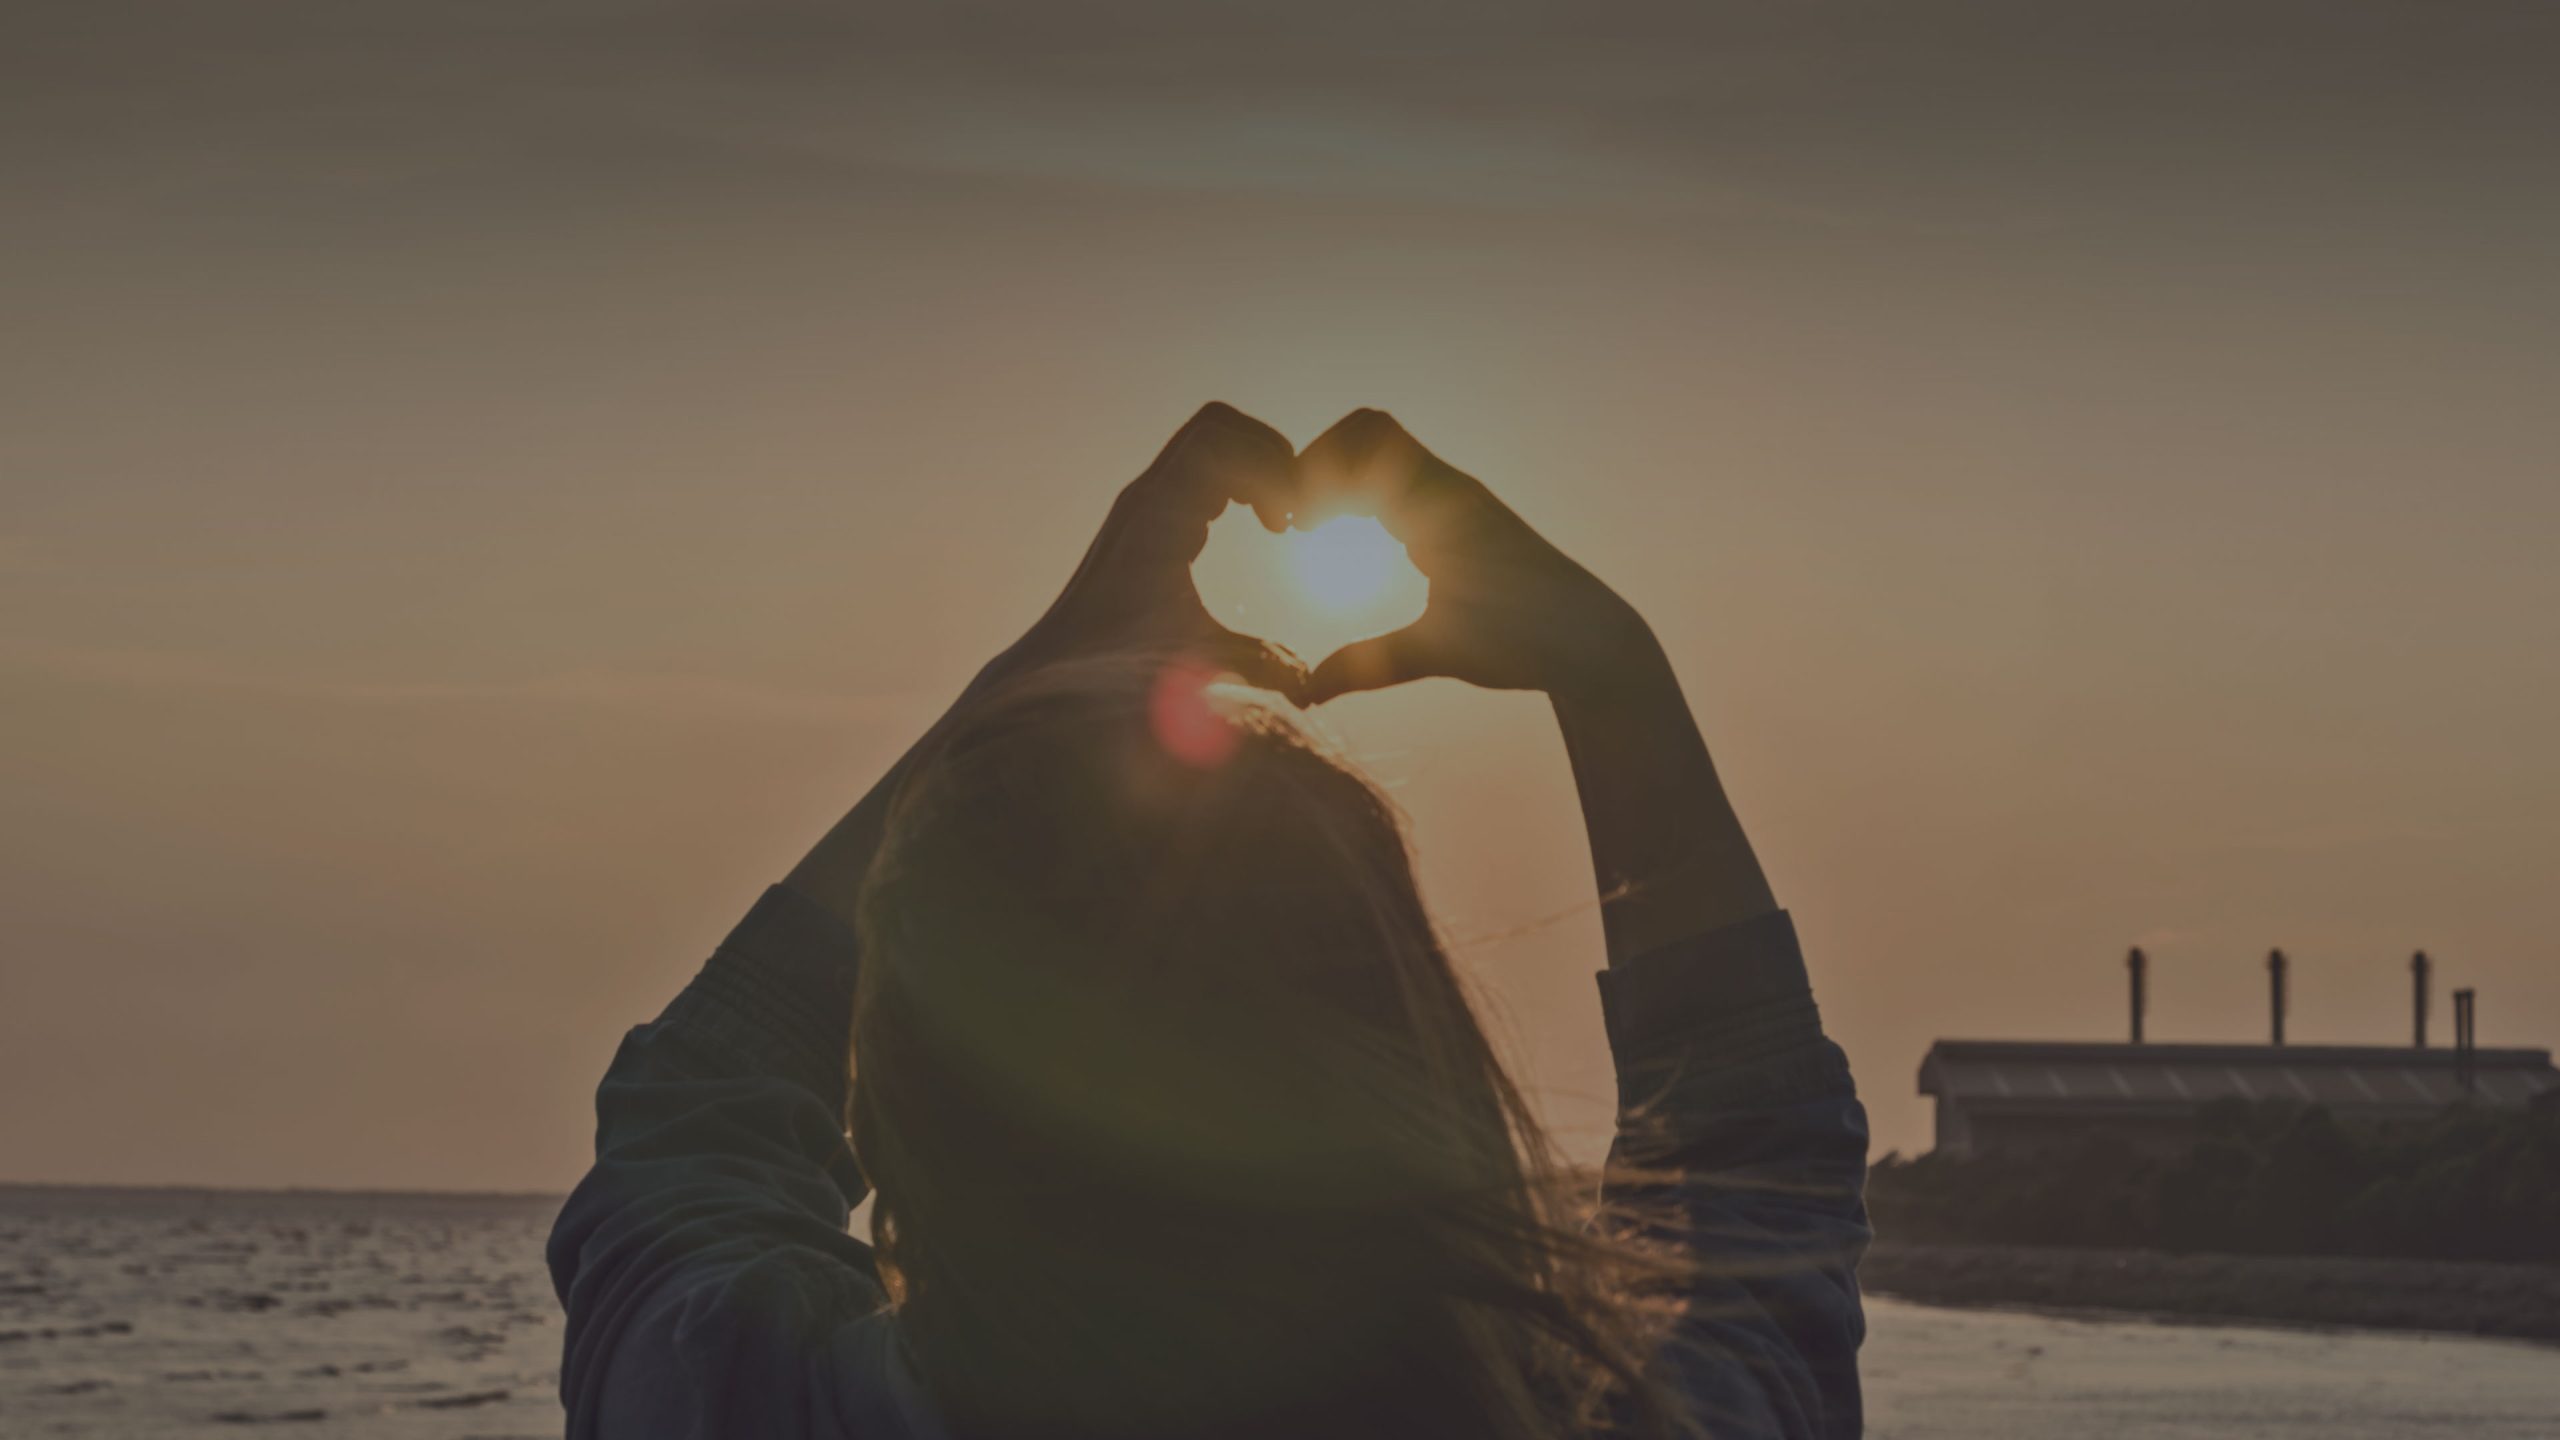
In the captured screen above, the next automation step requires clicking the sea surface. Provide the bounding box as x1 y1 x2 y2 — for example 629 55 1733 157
5 1186 2555 1438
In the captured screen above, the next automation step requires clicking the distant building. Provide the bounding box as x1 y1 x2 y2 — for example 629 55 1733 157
1917 1039 2560 1156
1918 946 2560 1155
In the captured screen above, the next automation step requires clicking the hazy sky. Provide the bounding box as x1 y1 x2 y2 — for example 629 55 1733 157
6 1 2557 1190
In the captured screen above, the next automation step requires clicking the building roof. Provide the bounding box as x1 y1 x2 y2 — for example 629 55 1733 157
1918 1040 2560 1110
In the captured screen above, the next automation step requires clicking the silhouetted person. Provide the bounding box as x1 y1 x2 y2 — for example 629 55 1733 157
548 405 1869 1439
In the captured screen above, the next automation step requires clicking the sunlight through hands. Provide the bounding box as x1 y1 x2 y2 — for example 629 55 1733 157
1194 508 1429 682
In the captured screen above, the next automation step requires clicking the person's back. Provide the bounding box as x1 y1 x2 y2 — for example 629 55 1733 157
548 405 1869 1439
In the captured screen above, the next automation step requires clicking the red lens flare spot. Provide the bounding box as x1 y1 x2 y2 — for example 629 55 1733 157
1148 660 1242 769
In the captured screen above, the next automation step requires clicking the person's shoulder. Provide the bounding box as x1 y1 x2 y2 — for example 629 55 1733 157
822 1308 948 1440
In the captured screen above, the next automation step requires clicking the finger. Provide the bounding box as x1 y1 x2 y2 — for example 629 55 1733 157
1292 407 1410 527
1199 626 1311 706
1292 408 1477 558
1303 624 1437 705
1136 401 1298 541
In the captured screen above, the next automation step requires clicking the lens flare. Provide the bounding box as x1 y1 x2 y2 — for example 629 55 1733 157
1147 659 1242 769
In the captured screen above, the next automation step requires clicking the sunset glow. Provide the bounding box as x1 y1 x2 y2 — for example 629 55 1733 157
1194 506 1429 666
1288 515 1411 615
12 3 2556 1204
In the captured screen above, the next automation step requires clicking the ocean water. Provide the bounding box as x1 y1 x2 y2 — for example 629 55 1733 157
2 1187 560 1439
4 1186 2555 1438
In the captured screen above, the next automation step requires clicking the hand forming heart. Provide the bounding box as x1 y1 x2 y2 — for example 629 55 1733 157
1288 408 1653 705
999 402 1656 712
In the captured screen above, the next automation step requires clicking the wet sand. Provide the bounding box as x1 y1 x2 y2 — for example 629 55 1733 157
1864 1242 2560 1343
1862 1294 2560 1440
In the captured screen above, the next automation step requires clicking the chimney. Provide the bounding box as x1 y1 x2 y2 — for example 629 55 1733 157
2127 947 2148 1043
2453 987 2477 1094
2411 951 2431 1049
2267 948 2289 1046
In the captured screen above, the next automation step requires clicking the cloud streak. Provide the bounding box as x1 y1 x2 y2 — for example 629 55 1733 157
0 643 925 726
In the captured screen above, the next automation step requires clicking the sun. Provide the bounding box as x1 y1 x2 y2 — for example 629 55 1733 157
1288 515 1409 615
1192 506 1427 666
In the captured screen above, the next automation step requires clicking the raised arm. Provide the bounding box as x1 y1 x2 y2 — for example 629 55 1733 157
787 400 1309 928
1298 410 1869 1440
547 404 1310 1439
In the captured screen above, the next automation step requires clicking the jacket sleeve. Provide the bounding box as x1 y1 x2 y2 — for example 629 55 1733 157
1597 909 1870 1440
545 885 934 1440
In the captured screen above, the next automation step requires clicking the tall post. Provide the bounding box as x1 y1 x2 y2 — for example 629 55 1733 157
2267 948 2288 1047
2411 951 2431 1049
2127 946 2147 1044
2453 987 2476 1095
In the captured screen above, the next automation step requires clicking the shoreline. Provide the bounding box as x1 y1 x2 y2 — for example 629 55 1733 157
17 1187 2556 1346
1861 1243 2560 1344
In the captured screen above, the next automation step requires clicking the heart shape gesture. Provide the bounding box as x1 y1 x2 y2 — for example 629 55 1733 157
1000 403 1655 714
794 401 1757 955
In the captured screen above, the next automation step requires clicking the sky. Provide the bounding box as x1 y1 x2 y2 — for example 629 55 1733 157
4 1 2557 1191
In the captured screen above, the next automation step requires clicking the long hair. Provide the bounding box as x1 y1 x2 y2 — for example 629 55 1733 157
850 653 1694 1440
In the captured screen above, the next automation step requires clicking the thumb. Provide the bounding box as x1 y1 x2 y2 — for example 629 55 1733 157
1200 627 1311 706
1304 625 1437 705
